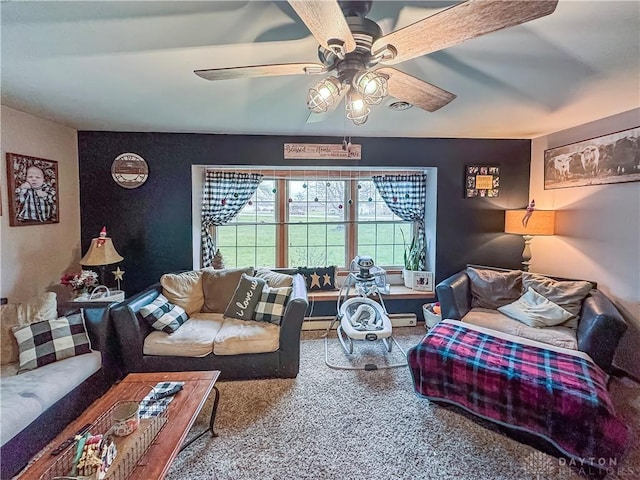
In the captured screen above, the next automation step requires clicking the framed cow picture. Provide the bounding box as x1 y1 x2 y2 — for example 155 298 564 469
544 126 640 190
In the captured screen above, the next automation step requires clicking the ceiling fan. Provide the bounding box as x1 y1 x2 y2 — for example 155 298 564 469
195 0 558 125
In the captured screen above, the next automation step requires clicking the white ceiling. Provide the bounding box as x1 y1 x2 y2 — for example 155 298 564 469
1 1 639 139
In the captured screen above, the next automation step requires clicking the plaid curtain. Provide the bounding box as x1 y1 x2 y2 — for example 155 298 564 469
201 171 263 267
372 174 427 270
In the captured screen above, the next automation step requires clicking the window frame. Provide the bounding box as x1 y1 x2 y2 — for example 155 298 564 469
192 166 436 275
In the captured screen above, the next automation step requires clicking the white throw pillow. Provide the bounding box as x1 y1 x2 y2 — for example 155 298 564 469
498 287 573 328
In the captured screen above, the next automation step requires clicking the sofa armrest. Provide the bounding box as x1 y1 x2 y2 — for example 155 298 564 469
277 274 308 377
577 289 627 373
436 270 472 320
58 303 120 381
110 284 162 373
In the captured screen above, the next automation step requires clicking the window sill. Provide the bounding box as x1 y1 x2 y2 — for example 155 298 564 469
307 285 434 302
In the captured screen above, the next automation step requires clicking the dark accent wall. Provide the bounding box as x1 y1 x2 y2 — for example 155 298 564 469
78 132 531 295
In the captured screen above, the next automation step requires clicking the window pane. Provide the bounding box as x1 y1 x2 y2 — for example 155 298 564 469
257 224 276 247
236 225 256 247
256 247 275 267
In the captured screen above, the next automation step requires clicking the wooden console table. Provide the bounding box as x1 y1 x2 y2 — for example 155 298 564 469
18 371 220 480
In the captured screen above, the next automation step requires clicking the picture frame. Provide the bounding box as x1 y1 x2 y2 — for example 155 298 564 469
412 271 434 292
544 126 640 190
6 152 59 226
465 165 500 198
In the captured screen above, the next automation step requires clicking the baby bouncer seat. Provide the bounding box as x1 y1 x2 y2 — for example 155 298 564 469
337 297 393 354
325 256 407 370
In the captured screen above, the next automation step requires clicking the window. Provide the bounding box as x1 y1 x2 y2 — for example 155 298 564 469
212 170 422 270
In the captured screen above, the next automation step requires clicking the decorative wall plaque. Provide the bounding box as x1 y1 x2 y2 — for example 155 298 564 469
284 143 361 159
111 153 149 189
465 165 500 198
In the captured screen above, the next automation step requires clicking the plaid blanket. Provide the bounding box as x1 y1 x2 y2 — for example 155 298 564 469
408 320 630 465
138 381 185 418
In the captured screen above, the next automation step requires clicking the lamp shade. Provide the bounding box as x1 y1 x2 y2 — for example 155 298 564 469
80 238 124 266
504 210 555 236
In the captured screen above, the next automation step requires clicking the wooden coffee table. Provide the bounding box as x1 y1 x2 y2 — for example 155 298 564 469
19 371 220 480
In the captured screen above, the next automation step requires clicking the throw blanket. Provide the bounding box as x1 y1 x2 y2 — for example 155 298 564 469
408 320 630 466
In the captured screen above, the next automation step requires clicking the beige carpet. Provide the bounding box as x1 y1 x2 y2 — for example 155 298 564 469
167 327 640 480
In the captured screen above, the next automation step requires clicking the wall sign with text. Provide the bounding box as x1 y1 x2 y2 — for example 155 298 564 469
284 143 361 159
465 165 500 198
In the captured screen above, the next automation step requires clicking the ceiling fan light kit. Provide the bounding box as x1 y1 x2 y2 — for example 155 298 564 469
346 90 370 125
307 76 342 113
194 0 559 126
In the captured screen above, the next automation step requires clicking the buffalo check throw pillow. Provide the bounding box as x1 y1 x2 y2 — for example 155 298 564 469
12 312 92 372
139 294 189 333
253 286 292 325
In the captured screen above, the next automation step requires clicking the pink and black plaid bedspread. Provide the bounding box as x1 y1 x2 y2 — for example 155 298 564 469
408 320 630 464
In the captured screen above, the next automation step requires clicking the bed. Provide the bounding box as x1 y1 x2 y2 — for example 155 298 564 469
408 320 630 466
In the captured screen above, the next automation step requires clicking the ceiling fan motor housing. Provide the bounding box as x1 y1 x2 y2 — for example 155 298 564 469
318 16 383 74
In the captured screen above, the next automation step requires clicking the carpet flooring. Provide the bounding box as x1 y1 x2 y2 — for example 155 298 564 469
167 327 640 480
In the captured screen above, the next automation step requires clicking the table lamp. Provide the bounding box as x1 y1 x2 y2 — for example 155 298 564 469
504 209 555 271
80 227 124 286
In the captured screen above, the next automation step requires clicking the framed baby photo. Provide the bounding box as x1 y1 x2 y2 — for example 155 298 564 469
6 153 59 226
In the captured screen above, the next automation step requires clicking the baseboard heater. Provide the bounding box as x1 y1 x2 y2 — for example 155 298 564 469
302 313 417 331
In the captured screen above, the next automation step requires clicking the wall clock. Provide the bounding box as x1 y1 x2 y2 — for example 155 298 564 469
111 153 149 189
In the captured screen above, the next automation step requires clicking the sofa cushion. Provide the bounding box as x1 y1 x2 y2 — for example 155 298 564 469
12 312 92 372
160 270 204 315
498 287 574 328
224 274 266 320
1 292 58 365
522 272 592 329
297 266 336 291
139 294 189 333
463 308 578 350
466 267 522 309
143 314 225 357
254 269 293 288
213 317 280 355
0 351 101 446
201 267 254 313
253 286 292 325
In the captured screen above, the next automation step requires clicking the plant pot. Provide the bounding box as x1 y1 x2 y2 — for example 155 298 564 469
402 269 415 289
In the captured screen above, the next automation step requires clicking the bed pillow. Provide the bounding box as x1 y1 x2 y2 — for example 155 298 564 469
12 312 92 372
466 267 522 309
139 294 189 333
224 274 266 320
522 272 593 328
253 286 292 325
201 267 254 313
498 287 574 328
297 266 336 291
1 292 58 365
160 270 204 315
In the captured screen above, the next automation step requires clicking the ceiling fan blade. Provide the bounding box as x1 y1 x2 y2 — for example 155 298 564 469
377 67 456 112
306 85 349 123
373 0 558 65
288 0 356 54
194 63 328 81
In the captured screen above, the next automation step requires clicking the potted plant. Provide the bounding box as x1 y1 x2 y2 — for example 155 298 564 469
401 230 421 288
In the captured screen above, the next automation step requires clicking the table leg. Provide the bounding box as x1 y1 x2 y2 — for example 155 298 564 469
179 385 220 452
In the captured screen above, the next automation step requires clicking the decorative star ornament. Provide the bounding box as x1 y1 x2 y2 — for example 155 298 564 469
323 273 332 286
112 266 125 290
310 272 321 289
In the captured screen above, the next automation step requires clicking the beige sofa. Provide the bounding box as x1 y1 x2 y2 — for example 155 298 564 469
111 268 308 380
